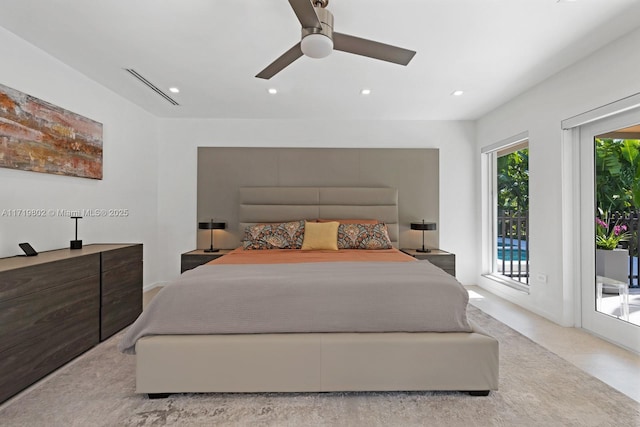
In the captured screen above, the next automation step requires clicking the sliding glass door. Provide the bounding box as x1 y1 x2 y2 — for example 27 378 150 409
579 109 640 352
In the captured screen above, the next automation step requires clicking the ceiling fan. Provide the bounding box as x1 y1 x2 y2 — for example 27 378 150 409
256 0 416 79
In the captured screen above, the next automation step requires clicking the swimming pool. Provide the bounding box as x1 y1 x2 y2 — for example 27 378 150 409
497 237 528 261
498 248 528 261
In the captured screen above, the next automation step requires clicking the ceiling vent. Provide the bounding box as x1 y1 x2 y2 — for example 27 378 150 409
124 68 179 106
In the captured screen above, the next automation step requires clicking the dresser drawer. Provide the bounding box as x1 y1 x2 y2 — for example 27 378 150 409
100 246 143 340
102 244 142 271
0 275 99 353
0 273 99 403
101 261 143 340
0 315 99 403
0 255 99 302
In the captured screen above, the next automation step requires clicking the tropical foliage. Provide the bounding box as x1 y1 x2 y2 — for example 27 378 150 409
497 148 529 250
497 148 529 212
595 138 640 213
595 138 640 251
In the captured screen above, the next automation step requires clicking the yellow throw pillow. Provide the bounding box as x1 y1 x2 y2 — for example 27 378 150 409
301 221 339 250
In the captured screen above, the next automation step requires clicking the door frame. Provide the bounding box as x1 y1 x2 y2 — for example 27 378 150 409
573 108 640 353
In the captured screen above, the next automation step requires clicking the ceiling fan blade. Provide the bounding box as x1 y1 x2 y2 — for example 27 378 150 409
333 32 416 66
255 43 303 79
288 0 322 28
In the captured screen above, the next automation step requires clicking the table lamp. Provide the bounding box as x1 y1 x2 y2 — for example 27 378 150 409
70 216 83 249
198 219 226 252
410 220 436 253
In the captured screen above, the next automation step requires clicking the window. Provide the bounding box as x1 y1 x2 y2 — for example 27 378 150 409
482 134 530 289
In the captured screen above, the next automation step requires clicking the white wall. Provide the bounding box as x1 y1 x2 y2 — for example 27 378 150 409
0 23 478 289
156 119 477 286
476 27 640 325
0 26 161 285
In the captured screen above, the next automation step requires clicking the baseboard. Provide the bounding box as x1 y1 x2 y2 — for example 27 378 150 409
475 278 566 326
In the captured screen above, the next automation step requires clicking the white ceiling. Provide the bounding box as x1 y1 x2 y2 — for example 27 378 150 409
1 0 639 120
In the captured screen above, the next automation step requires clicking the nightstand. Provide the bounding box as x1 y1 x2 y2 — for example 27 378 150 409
180 249 233 273
400 248 456 277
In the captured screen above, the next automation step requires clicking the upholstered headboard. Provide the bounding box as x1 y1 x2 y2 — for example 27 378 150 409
238 187 399 246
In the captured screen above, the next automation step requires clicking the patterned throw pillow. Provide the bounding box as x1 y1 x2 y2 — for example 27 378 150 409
242 220 305 250
337 223 393 249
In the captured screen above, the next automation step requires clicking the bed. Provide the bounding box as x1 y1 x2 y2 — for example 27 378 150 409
121 187 498 397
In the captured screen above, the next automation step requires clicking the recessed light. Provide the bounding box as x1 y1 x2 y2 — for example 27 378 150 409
268 88 277 94
452 90 464 96
169 87 180 93
360 89 371 95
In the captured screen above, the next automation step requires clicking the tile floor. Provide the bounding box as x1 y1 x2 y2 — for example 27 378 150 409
467 285 640 403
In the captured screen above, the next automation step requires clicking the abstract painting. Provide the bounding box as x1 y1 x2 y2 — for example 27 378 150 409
0 83 103 179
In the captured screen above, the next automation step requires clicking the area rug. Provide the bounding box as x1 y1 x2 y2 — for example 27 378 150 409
1 306 638 427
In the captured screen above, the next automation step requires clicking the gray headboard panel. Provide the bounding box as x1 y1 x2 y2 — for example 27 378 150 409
238 187 399 246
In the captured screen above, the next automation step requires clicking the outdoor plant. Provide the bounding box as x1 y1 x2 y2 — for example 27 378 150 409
595 213 630 250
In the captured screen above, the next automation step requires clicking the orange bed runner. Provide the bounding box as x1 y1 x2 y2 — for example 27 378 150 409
208 247 415 265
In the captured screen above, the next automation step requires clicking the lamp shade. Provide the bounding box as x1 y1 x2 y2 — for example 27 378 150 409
199 221 226 230
410 222 436 231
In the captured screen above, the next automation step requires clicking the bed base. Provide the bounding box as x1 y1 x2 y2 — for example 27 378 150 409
136 326 498 397
148 390 490 399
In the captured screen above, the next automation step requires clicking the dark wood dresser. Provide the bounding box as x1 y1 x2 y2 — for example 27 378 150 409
0 243 142 403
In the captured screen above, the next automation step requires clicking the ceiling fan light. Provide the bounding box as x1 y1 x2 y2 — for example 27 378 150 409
301 33 333 59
